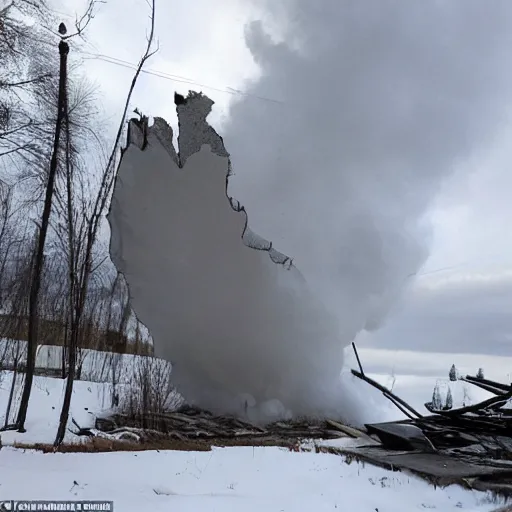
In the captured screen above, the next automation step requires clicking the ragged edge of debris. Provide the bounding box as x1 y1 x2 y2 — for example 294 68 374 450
63 408 368 453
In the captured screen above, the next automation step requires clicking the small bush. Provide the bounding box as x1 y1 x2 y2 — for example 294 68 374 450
119 355 183 428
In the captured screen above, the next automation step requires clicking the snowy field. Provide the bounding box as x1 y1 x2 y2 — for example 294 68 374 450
0 372 112 445
0 444 501 512
0 370 508 511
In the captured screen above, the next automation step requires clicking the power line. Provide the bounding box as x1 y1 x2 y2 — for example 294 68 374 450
50 7 283 104
416 264 468 277
81 52 284 105
414 254 512 279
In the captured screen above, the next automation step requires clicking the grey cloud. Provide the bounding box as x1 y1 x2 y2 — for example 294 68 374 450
360 272 512 356
224 0 512 349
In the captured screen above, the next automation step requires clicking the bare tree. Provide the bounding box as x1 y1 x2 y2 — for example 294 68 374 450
10 0 103 434
53 0 158 446
0 227 34 428
0 1 57 170
120 356 181 429
14 35 70 433
0 0 157 441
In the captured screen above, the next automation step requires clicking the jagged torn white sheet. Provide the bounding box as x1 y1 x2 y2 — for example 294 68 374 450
108 92 345 422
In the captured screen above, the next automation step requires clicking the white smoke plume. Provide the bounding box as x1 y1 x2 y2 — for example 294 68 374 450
110 2 512 424
225 0 512 332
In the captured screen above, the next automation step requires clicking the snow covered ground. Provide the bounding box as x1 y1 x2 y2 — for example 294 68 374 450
0 370 507 511
0 372 112 445
0 444 501 512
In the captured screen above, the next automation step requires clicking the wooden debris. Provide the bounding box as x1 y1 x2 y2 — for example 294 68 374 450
424 391 512 417
351 369 423 420
76 346 512 498
346 344 512 496
89 409 354 446
326 419 362 438
465 375 512 393
460 377 507 396
351 343 423 419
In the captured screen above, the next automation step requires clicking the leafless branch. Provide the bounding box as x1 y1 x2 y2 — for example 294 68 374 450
0 75 52 88
60 0 105 42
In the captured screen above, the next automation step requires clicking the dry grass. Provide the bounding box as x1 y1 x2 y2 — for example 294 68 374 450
315 445 347 456
119 356 182 425
13 434 303 453
13 437 212 453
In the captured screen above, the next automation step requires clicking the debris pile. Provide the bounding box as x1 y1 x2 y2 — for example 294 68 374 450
75 343 512 498
349 343 512 497
76 405 361 447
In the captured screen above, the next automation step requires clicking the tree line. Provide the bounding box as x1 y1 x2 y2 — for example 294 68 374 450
0 0 158 445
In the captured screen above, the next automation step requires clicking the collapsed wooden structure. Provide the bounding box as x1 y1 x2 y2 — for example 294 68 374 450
75 343 512 500
347 343 512 497
81 406 360 446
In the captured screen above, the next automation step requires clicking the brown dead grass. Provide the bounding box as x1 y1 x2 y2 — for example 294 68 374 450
13 435 299 453
14 437 211 453
315 445 346 456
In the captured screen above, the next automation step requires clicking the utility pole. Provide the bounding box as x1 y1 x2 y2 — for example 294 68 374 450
15 29 69 432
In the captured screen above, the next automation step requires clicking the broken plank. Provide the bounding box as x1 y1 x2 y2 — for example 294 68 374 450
465 375 512 393
461 377 507 396
326 419 362 438
351 369 423 419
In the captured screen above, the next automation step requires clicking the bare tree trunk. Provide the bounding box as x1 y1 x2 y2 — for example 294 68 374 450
55 314 78 444
61 320 68 379
0 231 32 430
15 39 69 433
134 320 141 355
4 340 23 429
5 317 28 428
54 42 77 445
53 0 157 446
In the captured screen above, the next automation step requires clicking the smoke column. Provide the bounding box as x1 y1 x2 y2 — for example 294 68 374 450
225 0 512 333
110 1 512 424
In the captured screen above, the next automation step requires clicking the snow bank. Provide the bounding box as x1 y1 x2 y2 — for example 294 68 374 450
0 445 499 511
0 372 503 511
0 372 110 445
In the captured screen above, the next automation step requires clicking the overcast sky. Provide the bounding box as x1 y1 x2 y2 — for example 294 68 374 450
56 0 512 361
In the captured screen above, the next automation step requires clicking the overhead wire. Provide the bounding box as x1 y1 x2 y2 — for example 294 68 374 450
81 52 284 105
49 5 282 104
47 10 511 282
